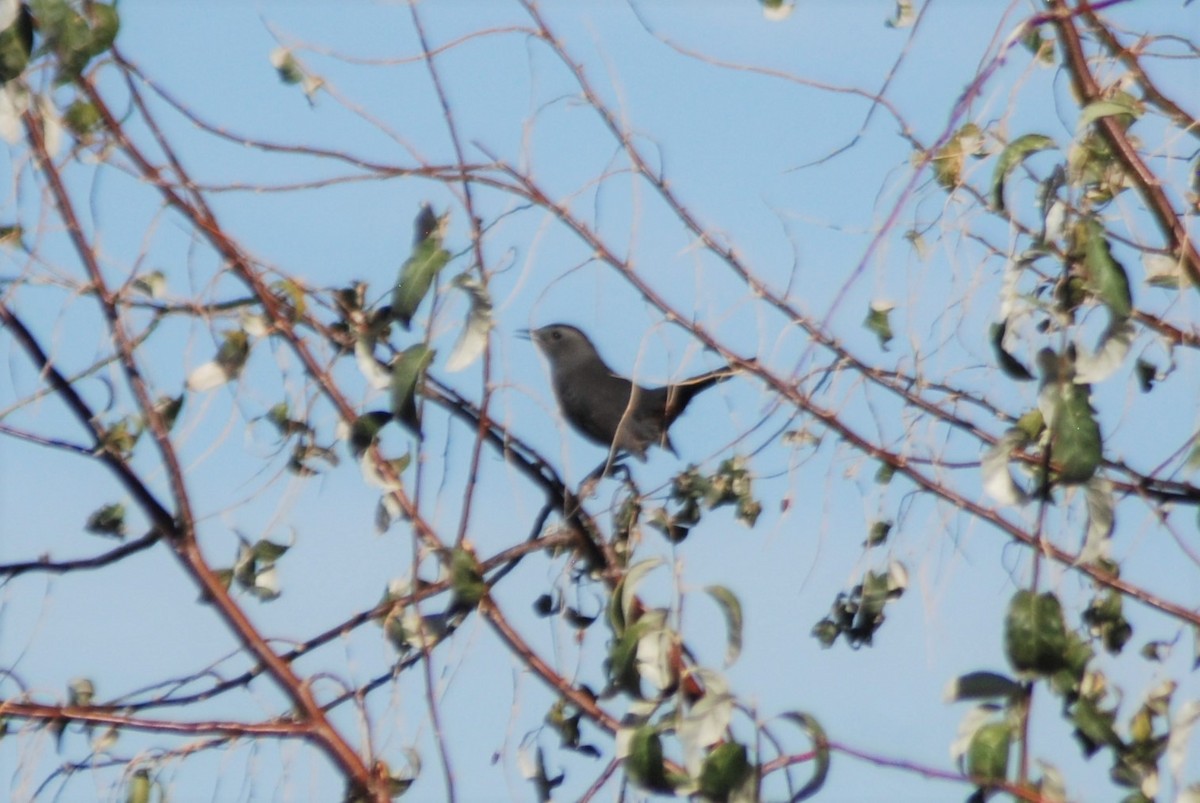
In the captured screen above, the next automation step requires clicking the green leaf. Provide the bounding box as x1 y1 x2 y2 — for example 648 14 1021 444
85 4 119 56
0 224 24 247
348 410 392 458
1015 409 1045 442
991 133 1056 211
812 617 840 648
273 277 307 318
606 621 647 696
1071 696 1119 756
989 321 1034 381
389 344 434 437
449 547 486 610
100 415 141 458
698 742 752 801
270 47 303 84
1005 590 1068 675
1075 218 1132 321
857 570 891 633
886 0 914 29
392 204 450 329
932 123 983 190
647 507 689 543
216 329 250 376
1049 382 1102 484
1049 631 1095 698
1083 590 1132 655
1078 478 1114 566
866 520 892 547
966 722 1011 782
624 725 673 793
0 4 33 84
252 538 290 563
213 568 234 591
1022 28 1055 64
704 455 761 527
705 585 744 666
1078 94 1142 132
34 0 119 81
864 301 894 350
85 502 126 539
126 271 165 302
231 535 288 602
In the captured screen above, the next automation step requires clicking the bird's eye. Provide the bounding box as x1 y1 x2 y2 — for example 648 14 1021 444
551 330 562 340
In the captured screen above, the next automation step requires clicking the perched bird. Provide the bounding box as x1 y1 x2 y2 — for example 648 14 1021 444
524 323 733 461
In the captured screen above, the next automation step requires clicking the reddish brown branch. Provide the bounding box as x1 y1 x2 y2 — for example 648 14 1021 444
1080 8 1200 136
480 596 619 734
760 740 1051 803
0 701 300 739
1048 0 1200 285
39 78 387 799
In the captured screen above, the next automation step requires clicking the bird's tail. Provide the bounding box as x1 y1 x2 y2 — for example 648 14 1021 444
663 364 739 421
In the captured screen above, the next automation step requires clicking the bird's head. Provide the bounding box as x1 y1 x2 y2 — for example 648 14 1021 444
522 323 602 371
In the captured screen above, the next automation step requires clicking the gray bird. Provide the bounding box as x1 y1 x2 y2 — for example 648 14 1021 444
524 323 732 461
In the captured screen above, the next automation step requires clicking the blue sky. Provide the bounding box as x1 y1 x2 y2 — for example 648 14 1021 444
2 1 1198 801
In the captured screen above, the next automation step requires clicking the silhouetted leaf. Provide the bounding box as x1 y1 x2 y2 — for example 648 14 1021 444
990 320 1034 380
945 671 1023 703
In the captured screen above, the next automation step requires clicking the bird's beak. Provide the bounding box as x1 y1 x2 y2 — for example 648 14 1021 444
516 328 533 341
